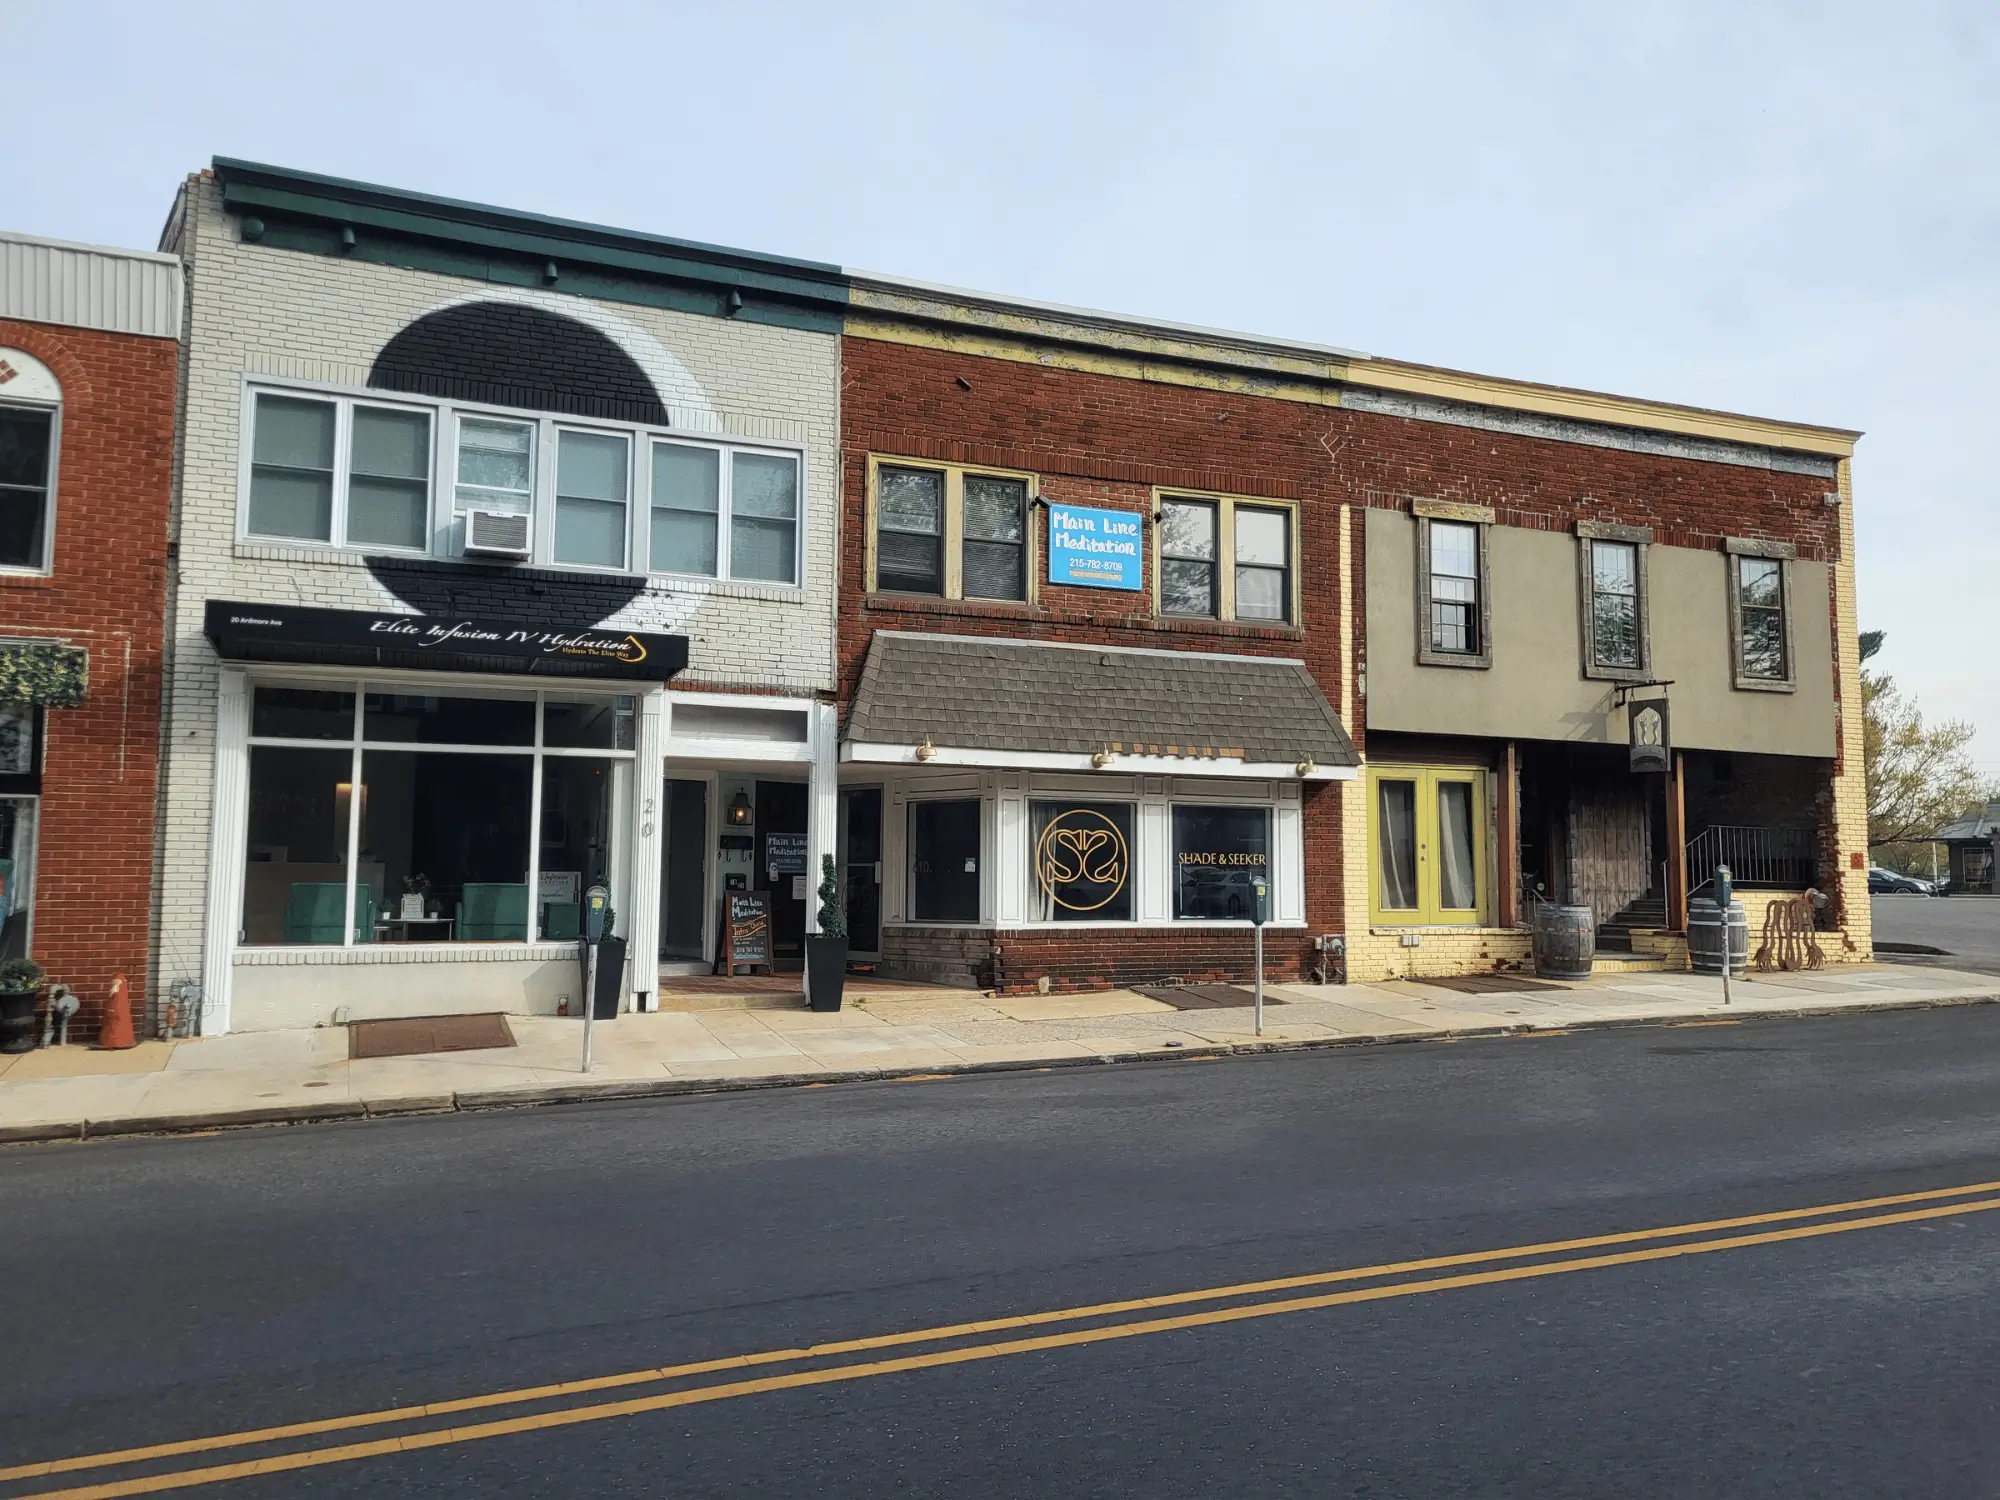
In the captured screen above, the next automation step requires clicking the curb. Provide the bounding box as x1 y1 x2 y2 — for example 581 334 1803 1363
4 990 1996 1147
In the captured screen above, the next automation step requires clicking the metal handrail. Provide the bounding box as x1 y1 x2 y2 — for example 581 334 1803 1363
1686 823 1817 892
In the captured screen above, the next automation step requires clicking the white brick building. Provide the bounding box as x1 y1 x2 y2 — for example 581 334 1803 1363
158 161 845 1032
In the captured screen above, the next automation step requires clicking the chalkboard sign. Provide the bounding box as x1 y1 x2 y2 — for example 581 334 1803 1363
722 890 772 975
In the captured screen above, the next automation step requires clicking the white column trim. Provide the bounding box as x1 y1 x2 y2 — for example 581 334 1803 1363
201 669 251 1036
626 688 668 1011
806 701 839 935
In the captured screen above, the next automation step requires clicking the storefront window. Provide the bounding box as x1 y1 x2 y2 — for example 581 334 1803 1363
909 799 980 923
0 796 37 960
1030 801 1133 922
240 685 633 947
360 751 533 940
537 757 620 940
1172 806 1270 920
242 747 354 945
0 703 35 775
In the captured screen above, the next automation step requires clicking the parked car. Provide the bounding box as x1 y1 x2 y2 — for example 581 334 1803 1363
1868 866 1936 895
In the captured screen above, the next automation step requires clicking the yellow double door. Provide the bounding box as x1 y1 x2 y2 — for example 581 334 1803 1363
1368 767 1487 926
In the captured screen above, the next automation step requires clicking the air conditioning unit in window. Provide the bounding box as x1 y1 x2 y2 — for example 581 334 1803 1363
463 509 531 559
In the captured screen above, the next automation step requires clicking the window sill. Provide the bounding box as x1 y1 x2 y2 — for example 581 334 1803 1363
1143 616 1305 642
235 941 582 966
886 920 1310 932
1416 649 1491 670
1731 675 1797 694
231 543 808 604
0 570 57 588
865 593 1041 621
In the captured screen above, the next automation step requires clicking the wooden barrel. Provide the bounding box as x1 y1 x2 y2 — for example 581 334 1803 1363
1532 903 1596 980
1688 898 1749 975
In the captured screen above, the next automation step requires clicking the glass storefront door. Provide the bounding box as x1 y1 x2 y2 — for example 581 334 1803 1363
841 788 882 957
0 796 36 961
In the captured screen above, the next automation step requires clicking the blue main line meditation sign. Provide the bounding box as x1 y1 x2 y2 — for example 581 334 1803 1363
1047 503 1143 591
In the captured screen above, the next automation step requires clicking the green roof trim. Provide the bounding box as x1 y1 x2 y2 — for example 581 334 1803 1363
0 643 87 707
212 158 850 334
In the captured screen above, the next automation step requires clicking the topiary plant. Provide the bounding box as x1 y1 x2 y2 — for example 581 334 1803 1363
0 957 44 995
816 854 846 940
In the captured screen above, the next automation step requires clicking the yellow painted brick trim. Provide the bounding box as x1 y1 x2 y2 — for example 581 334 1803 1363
846 292 1858 459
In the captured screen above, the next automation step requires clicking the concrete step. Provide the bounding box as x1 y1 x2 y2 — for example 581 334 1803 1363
1591 953 1670 974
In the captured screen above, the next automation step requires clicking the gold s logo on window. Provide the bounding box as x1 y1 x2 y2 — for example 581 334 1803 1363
1034 809 1130 912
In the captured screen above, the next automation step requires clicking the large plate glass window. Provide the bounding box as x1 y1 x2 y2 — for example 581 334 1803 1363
909 799 980 922
876 466 945 595
730 451 799 585
1369 767 1485 925
1030 801 1134 922
240 686 632 948
1172 806 1270 920
0 405 55 571
554 431 629 568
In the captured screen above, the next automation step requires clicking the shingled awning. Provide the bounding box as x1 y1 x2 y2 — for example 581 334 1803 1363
843 632 1358 779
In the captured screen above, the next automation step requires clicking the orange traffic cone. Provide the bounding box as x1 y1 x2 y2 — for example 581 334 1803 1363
96 972 136 1050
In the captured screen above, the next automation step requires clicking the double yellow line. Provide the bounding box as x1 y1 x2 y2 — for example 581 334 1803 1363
8 1178 1998 1499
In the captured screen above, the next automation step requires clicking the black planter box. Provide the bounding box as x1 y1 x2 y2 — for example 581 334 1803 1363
806 935 847 1013
578 937 628 1020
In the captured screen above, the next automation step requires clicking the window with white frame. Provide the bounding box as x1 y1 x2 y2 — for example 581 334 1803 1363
0 348 62 573
241 384 802 584
240 683 635 948
1171 805 1271 921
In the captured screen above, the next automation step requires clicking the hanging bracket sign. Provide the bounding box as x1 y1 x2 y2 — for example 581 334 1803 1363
1628 696 1671 774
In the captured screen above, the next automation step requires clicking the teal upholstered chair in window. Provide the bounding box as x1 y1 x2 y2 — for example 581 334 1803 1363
458 883 529 941
284 882 376 944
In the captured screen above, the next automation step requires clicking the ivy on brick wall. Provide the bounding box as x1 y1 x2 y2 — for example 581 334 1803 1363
0 643 88 707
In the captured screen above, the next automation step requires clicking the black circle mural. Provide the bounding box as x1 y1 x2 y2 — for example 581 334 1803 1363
367 300 670 426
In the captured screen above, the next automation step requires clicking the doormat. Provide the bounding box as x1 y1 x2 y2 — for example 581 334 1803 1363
1135 985 1284 1010
349 1013 516 1060
1409 974 1565 995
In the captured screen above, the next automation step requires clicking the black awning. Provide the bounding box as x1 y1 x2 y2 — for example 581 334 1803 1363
203 601 688 682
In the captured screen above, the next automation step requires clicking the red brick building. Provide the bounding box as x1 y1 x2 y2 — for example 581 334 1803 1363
835 280 1868 991
0 231 181 1040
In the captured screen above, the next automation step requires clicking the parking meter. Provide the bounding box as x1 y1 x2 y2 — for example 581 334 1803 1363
1714 864 1734 1003
1248 875 1270 1035
580 884 610 1072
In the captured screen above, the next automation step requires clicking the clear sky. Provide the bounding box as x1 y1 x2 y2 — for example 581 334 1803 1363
7 1 1994 766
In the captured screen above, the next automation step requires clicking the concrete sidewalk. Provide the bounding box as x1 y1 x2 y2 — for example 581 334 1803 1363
4 963 1998 1143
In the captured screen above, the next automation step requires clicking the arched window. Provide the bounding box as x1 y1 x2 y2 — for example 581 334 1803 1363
0 347 62 573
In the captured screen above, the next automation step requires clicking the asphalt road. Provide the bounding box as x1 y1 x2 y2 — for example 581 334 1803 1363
1872 892 2000 971
4 1008 1999 1498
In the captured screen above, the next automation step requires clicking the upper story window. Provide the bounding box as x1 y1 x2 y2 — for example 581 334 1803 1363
1156 492 1296 624
1576 521 1653 682
1726 538 1797 691
868 460 1030 602
241 383 802 586
0 347 65 574
1412 501 1493 670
